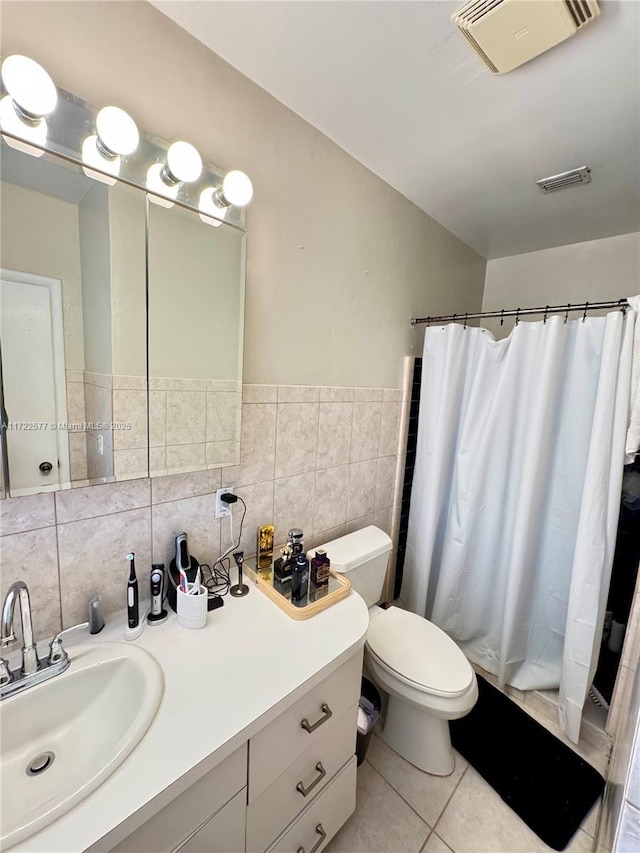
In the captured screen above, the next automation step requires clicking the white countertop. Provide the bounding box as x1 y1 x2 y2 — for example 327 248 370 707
13 584 369 853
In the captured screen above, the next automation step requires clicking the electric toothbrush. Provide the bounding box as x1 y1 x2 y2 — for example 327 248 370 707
127 552 139 629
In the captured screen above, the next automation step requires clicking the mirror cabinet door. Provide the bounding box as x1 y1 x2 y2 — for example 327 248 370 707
0 142 147 495
147 202 245 477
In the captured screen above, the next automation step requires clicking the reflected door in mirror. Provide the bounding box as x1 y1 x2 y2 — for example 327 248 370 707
0 142 148 495
1 271 68 494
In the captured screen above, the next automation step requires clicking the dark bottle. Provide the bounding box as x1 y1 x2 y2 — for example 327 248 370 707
274 528 304 584
310 549 330 602
274 544 293 584
290 528 305 558
291 552 309 605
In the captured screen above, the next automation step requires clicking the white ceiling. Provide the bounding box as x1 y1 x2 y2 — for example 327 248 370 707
153 0 640 259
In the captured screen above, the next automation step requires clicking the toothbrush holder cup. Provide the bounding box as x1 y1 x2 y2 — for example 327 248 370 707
176 584 208 629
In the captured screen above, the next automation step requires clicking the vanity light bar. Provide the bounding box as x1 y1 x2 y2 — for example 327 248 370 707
0 55 57 158
0 54 253 229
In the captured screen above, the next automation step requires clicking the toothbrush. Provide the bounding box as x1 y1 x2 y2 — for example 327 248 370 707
127 553 139 629
190 568 201 594
179 567 188 593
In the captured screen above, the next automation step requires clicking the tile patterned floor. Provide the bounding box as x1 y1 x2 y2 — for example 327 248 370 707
326 703 608 853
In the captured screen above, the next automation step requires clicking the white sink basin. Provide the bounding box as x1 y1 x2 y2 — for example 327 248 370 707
0 642 164 849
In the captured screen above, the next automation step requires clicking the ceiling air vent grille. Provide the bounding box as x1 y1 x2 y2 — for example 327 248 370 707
452 0 600 74
536 166 592 193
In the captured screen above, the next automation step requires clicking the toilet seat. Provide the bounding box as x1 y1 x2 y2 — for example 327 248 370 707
366 606 474 698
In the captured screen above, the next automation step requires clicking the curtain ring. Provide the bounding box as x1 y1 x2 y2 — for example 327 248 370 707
543 305 549 324
500 309 505 327
464 313 468 329
582 302 589 322
515 308 520 326
452 313 457 324
564 303 571 324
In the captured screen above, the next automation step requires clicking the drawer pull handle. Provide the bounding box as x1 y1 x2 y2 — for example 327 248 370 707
300 703 332 733
296 761 327 797
297 823 327 853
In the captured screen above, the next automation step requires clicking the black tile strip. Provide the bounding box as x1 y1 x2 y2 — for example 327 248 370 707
393 357 422 600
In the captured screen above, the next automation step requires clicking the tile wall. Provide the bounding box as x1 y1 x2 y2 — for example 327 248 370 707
65 369 88 481
0 383 405 642
84 371 114 481
66 373 242 483
147 377 241 477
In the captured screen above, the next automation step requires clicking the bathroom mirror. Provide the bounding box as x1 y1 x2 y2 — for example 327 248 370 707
0 139 247 494
147 202 245 475
0 141 148 495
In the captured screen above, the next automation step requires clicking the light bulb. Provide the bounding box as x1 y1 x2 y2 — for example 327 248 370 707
165 141 202 184
222 170 253 207
146 163 177 208
198 188 224 227
1 55 57 120
81 135 119 185
0 94 46 157
96 106 139 157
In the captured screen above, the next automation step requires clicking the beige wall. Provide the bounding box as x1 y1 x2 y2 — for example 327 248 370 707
108 182 146 378
1 181 85 371
482 232 640 339
147 203 244 381
0 0 485 390
79 182 112 375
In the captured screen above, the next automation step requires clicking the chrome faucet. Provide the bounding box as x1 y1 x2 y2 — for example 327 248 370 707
1 580 88 700
1 580 39 676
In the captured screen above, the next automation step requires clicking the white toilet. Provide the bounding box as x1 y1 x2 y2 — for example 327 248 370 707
318 525 478 776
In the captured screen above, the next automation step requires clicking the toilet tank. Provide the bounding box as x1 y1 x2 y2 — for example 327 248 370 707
316 526 392 607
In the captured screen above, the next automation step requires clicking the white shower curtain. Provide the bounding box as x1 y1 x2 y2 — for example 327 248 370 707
404 308 636 743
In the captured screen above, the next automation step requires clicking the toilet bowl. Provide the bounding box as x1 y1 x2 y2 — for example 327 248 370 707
318 526 478 776
365 605 477 774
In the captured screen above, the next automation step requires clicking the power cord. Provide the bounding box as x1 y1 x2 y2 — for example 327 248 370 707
204 494 247 597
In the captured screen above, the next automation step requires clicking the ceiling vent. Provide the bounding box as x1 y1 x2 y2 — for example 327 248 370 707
536 166 592 193
452 0 600 74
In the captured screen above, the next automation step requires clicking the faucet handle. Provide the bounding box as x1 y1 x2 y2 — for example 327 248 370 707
1 633 17 648
0 658 11 687
48 622 89 665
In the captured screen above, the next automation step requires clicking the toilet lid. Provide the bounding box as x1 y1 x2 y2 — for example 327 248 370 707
366 607 473 697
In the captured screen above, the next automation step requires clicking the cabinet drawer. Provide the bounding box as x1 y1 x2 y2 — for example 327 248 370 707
266 757 357 853
247 704 357 853
177 788 246 853
249 652 361 802
110 745 247 853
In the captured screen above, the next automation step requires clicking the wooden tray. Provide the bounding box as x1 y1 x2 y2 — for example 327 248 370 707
244 559 350 620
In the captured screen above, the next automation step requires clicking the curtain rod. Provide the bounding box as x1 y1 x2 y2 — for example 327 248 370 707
410 299 630 327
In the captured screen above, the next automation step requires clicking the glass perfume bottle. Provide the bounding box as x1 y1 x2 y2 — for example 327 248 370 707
291 552 309 605
309 548 330 602
274 528 304 584
256 524 275 581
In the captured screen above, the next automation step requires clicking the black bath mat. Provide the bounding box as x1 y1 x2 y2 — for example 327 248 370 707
450 676 605 851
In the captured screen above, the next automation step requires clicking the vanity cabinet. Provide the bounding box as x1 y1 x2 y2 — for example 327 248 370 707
247 652 362 852
109 746 247 853
266 758 357 853
178 790 247 853
109 650 362 853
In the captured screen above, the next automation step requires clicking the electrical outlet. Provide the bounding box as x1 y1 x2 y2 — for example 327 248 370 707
215 487 233 519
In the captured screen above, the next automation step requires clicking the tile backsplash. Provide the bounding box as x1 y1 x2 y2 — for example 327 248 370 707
0 383 405 641
66 373 242 484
